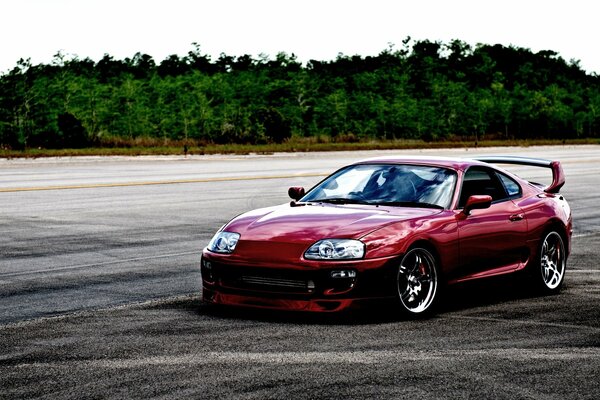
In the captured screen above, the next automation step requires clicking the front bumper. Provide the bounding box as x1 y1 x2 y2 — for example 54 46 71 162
200 252 399 312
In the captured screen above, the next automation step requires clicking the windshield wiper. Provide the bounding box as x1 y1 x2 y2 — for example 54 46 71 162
310 198 369 205
374 201 444 209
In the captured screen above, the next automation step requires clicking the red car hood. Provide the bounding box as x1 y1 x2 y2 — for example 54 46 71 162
226 203 439 243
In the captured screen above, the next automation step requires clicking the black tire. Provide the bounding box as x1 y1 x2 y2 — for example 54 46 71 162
533 230 566 293
396 247 440 315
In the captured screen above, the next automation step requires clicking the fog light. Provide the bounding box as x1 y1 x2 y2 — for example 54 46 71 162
201 258 215 282
330 270 357 279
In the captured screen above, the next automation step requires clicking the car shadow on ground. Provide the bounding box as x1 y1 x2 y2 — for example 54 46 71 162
439 273 549 313
166 274 553 325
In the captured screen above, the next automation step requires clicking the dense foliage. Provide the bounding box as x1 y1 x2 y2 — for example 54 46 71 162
1 39 599 149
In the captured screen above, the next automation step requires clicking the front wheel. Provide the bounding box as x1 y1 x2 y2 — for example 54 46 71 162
534 231 566 293
396 247 439 315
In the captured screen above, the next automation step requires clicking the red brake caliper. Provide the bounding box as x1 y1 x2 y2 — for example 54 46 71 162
418 260 427 276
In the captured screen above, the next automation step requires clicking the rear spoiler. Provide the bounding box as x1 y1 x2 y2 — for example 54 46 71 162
473 156 565 193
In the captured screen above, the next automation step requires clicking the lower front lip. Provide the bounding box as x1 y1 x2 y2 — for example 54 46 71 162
201 289 395 312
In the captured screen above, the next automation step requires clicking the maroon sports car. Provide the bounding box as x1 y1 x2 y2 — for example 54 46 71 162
201 156 572 315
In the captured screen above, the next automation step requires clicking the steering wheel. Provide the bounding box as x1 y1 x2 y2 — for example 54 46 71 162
407 180 417 200
348 191 367 201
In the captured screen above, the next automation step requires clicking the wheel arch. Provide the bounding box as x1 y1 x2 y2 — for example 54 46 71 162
405 238 446 281
543 218 570 256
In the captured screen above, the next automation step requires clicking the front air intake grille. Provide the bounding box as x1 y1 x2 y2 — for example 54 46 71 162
217 265 317 295
241 275 310 290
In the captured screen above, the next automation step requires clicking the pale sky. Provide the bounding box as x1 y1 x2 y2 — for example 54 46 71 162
2 0 599 75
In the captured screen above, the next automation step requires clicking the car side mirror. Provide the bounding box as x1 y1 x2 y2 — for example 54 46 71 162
463 195 492 216
288 186 305 201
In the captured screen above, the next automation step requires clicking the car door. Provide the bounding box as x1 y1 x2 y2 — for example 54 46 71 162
455 167 529 281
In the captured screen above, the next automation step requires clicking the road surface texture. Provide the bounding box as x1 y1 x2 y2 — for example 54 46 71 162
1 146 599 399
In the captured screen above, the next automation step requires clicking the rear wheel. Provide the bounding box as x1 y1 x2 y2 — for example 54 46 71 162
396 247 439 315
535 231 566 293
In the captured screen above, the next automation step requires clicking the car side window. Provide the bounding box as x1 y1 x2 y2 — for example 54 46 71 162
496 172 521 197
458 167 509 208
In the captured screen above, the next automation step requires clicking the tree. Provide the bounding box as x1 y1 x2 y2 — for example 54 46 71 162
1 40 599 148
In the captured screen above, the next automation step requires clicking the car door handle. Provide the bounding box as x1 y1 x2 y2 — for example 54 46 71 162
509 213 524 222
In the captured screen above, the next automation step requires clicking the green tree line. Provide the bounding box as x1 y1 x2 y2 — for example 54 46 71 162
1 39 599 149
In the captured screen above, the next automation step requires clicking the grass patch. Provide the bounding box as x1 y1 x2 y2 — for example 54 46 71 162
1 138 598 159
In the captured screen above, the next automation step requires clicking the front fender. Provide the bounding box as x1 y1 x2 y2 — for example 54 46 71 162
361 211 459 272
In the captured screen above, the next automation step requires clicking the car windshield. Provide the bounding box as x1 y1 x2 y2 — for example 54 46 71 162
302 163 457 209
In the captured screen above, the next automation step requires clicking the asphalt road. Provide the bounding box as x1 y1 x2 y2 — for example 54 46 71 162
1 146 599 399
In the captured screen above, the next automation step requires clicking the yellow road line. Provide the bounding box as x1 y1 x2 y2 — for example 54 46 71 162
0 172 327 193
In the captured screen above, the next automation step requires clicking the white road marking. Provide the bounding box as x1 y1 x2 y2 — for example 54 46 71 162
444 314 600 331
10 347 600 369
0 251 199 278
0 172 327 193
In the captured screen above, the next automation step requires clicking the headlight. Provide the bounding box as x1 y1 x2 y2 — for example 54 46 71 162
207 231 240 254
304 239 365 260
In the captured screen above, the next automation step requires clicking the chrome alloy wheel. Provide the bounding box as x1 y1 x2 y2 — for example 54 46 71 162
540 231 566 290
397 248 438 314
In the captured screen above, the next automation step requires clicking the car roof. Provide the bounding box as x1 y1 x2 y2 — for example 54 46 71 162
354 155 488 172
